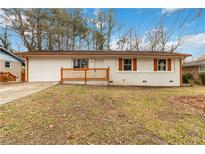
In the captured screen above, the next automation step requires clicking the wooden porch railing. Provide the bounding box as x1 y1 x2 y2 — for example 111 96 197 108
60 67 110 85
0 71 16 82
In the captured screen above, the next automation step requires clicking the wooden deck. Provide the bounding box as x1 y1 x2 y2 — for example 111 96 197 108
60 67 110 85
0 72 16 82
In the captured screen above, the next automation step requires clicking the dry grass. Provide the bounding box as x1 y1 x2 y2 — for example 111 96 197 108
0 85 205 144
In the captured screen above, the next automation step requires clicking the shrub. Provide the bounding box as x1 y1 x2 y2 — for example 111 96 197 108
2 75 8 82
199 73 205 85
194 80 200 85
182 73 193 84
189 79 195 86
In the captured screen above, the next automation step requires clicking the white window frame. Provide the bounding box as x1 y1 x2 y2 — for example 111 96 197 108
73 59 89 68
4 61 11 69
199 65 205 73
158 59 167 71
123 58 132 71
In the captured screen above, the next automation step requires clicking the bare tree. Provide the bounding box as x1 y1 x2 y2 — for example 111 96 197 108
2 9 36 51
145 27 161 51
0 24 10 49
116 28 142 51
106 9 116 50
92 9 107 50
69 9 87 50
1 8 203 52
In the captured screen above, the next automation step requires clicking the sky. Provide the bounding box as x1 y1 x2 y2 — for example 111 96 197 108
85 8 205 57
112 8 205 57
1 8 205 58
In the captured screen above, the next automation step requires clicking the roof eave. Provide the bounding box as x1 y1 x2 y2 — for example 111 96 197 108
0 47 25 63
15 52 192 58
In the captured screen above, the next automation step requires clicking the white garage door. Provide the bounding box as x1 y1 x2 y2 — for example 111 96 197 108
29 57 70 81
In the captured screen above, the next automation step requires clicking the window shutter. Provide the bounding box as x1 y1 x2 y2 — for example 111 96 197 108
119 58 123 71
154 59 158 71
133 58 137 71
168 59 171 71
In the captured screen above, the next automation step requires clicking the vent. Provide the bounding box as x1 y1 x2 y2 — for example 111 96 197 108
169 80 173 83
142 80 147 83
109 80 113 83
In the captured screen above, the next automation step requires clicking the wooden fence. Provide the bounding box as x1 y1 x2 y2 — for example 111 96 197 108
60 67 110 85
0 72 16 82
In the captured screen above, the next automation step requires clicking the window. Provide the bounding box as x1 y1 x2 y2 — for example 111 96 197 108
4 61 11 68
123 59 132 71
200 65 205 72
158 59 166 71
73 59 89 68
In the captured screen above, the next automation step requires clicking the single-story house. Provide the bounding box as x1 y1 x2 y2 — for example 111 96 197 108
16 50 191 86
183 58 205 82
0 47 25 82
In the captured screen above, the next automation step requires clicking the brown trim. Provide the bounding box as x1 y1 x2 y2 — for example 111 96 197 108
15 51 192 58
154 59 158 71
119 58 123 71
26 58 29 82
180 59 182 86
106 67 110 83
60 67 63 84
21 72 25 82
168 59 172 71
20 71 22 82
132 58 137 71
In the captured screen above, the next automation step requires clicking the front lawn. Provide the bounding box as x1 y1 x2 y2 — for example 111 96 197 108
0 85 205 144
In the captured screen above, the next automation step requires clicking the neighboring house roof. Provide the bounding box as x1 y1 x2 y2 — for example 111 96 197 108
15 50 191 58
183 58 205 67
0 47 25 64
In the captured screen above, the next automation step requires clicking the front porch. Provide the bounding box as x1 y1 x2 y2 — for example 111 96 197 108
60 67 110 85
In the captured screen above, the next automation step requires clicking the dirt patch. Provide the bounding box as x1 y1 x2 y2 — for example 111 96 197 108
157 110 185 122
170 95 205 114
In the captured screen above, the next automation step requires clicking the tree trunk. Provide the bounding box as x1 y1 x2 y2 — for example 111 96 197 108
66 33 69 50
37 22 42 51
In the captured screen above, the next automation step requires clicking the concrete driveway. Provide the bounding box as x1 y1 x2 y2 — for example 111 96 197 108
0 82 58 105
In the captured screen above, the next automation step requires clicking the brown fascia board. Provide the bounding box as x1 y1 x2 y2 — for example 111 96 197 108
15 50 192 58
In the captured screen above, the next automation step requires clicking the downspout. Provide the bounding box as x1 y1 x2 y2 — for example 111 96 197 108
25 57 29 82
180 56 187 86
